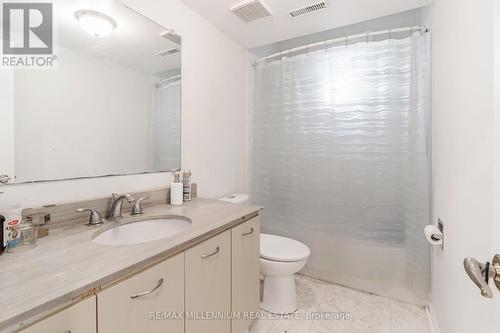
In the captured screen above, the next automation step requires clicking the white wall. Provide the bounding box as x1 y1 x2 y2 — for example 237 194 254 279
0 68 15 180
431 0 494 332
0 0 250 206
14 46 152 182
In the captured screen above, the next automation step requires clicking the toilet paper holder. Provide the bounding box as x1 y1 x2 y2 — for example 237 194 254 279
434 219 444 250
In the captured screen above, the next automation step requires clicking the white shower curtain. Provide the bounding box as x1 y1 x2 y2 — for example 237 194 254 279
151 80 181 171
253 32 431 305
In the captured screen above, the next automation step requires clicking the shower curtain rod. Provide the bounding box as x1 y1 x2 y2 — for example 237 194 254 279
253 25 429 66
154 74 181 87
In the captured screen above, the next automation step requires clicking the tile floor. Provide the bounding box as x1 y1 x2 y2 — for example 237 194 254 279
250 275 430 333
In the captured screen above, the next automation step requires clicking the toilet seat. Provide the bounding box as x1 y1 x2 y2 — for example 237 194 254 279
260 234 310 262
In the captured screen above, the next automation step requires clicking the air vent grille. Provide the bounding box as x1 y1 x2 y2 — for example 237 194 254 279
160 30 182 45
156 48 180 57
289 1 327 18
230 0 272 23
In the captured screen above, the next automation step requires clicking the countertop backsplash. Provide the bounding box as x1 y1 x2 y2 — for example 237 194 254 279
21 188 173 232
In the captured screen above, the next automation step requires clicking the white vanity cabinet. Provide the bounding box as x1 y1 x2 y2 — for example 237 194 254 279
185 230 232 333
18 214 261 333
19 296 96 333
231 216 261 333
97 253 184 333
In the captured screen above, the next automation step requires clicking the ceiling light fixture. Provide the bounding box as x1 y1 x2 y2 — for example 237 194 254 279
74 10 117 38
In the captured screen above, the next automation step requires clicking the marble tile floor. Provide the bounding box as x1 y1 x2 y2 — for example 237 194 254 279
250 275 430 333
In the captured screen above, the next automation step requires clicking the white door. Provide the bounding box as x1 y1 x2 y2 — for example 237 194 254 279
492 0 500 329
432 0 500 333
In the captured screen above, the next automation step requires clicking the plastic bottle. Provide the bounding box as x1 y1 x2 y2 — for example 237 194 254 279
183 170 192 202
170 172 184 206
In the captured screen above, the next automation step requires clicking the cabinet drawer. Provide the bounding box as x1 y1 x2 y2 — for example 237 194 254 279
97 253 184 333
185 230 231 333
20 296 96 333
232 216 261 333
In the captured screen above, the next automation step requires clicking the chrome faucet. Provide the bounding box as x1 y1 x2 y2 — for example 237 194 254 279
107 193 135 220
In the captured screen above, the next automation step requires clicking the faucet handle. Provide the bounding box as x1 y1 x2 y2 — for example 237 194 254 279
0 175 11 184
76 208 103 226
131 196 150 216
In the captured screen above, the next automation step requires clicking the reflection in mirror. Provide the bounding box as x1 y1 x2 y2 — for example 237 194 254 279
7 0 181 183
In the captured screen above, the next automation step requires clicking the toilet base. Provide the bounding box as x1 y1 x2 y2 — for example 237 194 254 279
260 275 298 314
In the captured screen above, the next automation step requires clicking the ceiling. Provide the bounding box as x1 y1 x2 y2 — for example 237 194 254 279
180 0 433 49
54 0 181 74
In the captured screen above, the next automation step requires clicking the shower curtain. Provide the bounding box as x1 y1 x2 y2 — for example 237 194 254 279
151 80 181 171
253 32 431 305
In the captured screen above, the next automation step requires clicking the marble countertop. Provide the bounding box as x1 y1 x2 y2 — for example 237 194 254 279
0 198 261 332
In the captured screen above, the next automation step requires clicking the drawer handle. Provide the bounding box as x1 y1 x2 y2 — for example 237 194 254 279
201 246 220 259
130 278 164 299
242 227 254 237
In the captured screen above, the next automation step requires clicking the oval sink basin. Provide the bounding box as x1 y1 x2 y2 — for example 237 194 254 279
93 218 191 246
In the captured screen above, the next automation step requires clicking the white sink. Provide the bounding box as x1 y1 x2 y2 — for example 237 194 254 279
92 217 191 246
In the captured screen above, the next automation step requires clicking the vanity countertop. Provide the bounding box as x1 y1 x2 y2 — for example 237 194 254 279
0 198 261 332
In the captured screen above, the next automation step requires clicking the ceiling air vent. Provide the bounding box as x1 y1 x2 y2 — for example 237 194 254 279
160 30 182 45
289 1 328 18
230 0 272 23
156 48 180 57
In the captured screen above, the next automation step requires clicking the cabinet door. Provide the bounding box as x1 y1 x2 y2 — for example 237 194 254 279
20 296 96 333
97 253 184 333
231 216 261 333
185 230 231 333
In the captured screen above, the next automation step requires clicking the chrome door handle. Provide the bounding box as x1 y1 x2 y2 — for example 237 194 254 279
130 278 164 299
201 246 220 259
242 227 254 237
464 257 493 298
463 255 500 298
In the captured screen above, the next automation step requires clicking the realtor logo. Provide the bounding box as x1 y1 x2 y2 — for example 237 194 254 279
2 1 56 67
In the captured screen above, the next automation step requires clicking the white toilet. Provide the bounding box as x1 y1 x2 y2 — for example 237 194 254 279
260 234 310 314
218 194 311 314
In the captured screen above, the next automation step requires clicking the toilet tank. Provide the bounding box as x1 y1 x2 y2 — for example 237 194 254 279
218 193 249 205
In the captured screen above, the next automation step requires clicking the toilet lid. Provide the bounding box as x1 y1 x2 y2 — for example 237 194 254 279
260 234 311 262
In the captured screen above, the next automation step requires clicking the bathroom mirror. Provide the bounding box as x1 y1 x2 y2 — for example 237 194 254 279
0 0 181 183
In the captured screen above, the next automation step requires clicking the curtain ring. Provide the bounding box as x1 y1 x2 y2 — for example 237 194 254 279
389 30 392 43
324 40 328 52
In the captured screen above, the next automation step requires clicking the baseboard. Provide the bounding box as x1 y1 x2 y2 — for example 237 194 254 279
425 303 441 333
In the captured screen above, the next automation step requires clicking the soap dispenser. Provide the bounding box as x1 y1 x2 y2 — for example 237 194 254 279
170 172 183 206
